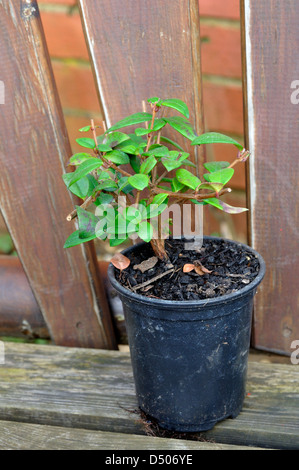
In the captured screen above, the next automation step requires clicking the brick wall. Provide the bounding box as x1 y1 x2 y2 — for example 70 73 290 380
198 0 247 241
0 0 247 250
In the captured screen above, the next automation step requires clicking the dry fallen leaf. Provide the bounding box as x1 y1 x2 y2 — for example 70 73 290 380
194 260 212 274
133 256 158 273
194 265 205 275
183 264 195 273
111 253 131 271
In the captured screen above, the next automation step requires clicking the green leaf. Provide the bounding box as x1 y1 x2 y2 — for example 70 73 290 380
0 233 14 254
96 179 118 191
140 155 157 174
95 192 114 205
134 119 166 136
67 159 103 187
116 139 139 154
105 210 138 238
160 136 184 151
129 154 141 173
161 99 189 118
192 132 243 150
147 97 162 106
135 127 150 136
163 116 196 141
152 193 169 205
152 119 167 131
182 159 197 168
203 161 230 173
107 112 153 132
125 206 143 225
77 206 99 239
203 168 234 185
128 174 150 190
79 125 91 132
176 169 201 190
103 150 130 165
64 230 97 248
76 137 96 149
161 151 189 171
117 176 133 194
197 182 224 192
97 143 112 152
69 153 96 166
98 131 130 148
143 145 169 157
137 221 154 242
63 173 90 198
146 202 168 218
171 177 185 192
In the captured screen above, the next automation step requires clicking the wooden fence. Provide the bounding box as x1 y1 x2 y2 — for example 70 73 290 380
0 0 298 354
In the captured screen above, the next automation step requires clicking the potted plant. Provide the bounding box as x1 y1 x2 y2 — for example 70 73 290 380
63 97 265 432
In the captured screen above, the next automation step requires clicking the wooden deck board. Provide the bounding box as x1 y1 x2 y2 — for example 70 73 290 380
0 342 298 449
0 420 267 450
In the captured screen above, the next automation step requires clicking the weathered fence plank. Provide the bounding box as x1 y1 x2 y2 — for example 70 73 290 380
0 257 126 343
0 0 116 349
241 0 299 354
78 0 205 176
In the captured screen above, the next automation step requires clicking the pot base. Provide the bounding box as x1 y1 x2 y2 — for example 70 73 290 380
140 403 243 433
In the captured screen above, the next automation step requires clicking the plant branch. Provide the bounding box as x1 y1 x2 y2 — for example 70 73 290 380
150 186 232 201
145 105 158 152
66 194 96 221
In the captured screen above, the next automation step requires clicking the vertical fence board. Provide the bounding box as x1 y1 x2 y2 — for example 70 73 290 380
0 0 117 349
78 0 205 177
241 0 299 354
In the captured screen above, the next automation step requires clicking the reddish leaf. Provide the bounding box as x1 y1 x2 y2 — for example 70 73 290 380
183 264 195 273
194 260 212 275
111 253 130 271
194 265 205 275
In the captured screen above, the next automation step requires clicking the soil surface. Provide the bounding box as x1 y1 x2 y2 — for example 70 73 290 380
117 238 260 301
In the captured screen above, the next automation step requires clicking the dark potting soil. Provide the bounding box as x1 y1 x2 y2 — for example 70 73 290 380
116 238 260 301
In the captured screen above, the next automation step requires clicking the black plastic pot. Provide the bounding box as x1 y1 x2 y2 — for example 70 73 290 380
108 237 265 432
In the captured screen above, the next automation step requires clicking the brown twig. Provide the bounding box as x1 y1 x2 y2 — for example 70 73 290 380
150 186 232 201
145 105 158 152
66 195 95 221
133 268 174 291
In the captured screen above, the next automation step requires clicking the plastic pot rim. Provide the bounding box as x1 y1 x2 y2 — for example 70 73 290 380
107 236 266 310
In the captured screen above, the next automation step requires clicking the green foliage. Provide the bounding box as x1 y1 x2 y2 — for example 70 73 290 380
63 97 249 249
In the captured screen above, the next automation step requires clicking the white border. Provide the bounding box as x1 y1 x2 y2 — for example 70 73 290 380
244 0 256 247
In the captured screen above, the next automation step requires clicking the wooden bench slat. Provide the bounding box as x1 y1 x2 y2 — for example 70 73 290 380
0 420 268 450
0 342 298 449
0 1 116 349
